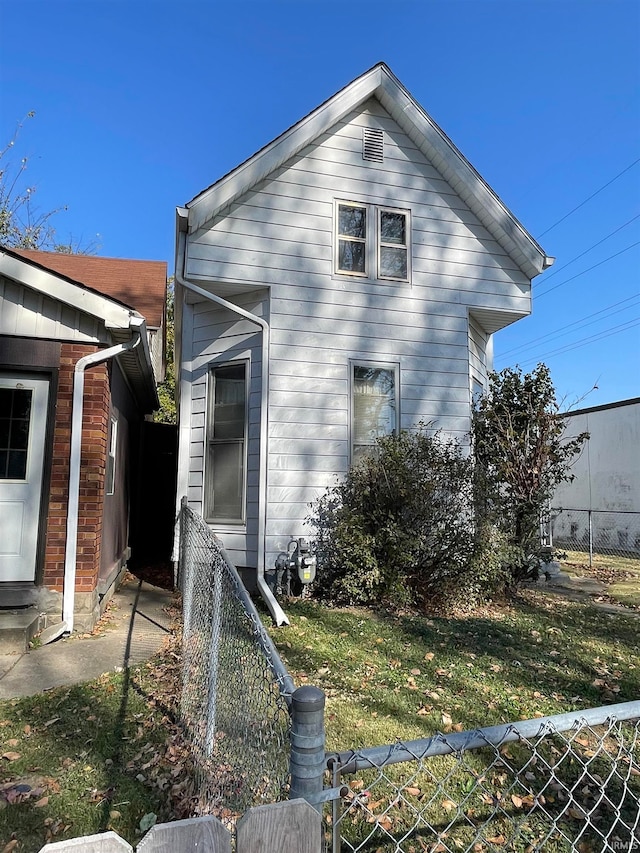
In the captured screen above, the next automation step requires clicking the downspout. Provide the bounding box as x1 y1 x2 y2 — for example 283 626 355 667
44 318 144 643
176 230 289 626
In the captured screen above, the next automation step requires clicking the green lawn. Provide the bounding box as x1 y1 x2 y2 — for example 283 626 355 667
267 589 639 752
267 591 640 852
2 588 638 852
0 645 188 853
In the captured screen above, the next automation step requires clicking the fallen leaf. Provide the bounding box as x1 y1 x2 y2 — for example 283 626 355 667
34 796 49 807
405 786 421 796
1 752 20 762
441 712 453 728
424 652 435 661
2 841 19 853
441 798 457 812
487 835 506 845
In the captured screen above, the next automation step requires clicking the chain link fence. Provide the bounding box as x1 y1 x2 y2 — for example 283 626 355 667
178 498 295 821
327 702 640 853
547 509 640 565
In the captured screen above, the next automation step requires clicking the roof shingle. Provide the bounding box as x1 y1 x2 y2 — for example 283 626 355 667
12 249 167 329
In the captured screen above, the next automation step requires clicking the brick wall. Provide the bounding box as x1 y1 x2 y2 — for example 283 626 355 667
43 343 111 593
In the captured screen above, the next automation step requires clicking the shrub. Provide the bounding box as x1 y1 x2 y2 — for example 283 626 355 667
308 426 476 607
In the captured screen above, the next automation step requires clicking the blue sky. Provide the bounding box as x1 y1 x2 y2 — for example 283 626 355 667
0 0 638 410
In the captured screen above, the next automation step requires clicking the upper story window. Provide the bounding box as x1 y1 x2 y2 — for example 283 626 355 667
337 203 367 275
335 201 410 282
379 209 408 280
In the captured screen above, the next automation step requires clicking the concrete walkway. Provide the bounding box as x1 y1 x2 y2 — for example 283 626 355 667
533 564 640 617
0 575 175 700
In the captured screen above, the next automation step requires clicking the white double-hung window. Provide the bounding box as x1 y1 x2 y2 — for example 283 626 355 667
351 362 399 464
335 201 410 282
205 362 247 524
337 202 367 275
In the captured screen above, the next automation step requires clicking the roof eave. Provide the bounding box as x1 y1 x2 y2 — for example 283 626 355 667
0 249 134 330
184 63 551 280
0 249 158 412
186 64 387 233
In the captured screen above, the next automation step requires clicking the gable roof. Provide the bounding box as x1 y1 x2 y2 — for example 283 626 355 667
0 247 158 411
11 249 167 329
184 62 551 281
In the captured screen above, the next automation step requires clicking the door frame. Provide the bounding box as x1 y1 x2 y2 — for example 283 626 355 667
0 363 58 591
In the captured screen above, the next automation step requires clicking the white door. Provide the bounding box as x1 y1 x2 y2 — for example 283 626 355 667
0 373 50 583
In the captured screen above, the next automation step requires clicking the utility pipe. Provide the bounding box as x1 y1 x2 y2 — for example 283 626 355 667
176 230 289 626
48 320 144 642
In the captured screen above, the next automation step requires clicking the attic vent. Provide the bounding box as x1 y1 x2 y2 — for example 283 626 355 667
363 127 384 162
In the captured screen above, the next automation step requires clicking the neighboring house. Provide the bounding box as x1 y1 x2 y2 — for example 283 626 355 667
0 248 166 643
174 63 553 622
551 397 640 553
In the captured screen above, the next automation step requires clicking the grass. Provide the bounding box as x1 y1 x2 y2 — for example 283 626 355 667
267 591 640 852
0 640 189 853
266 590 640 752
2 587 639 852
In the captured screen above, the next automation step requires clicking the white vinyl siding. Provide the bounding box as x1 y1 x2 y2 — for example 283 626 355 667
468 316 488 403
182 98 533 569
0 276 106 343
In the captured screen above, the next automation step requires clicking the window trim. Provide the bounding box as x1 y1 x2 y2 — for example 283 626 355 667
106 416 117 496
349 360 400 465
334 199 411 283
204 359 249 526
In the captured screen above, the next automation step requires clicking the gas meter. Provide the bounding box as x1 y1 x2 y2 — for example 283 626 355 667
274 538 317 597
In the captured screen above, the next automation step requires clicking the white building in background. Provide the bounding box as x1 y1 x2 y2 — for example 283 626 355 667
552 398 640 554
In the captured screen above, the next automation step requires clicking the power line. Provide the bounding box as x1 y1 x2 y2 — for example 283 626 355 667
536 240 640 299
537 157 640 238
499 294 640 358
516 317 640 366
536 213 640 284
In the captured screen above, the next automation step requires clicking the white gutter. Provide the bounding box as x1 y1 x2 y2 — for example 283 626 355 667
176 230 289 626
45 318 144 642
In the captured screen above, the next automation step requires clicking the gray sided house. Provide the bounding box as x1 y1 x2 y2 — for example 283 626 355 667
174 63 552 622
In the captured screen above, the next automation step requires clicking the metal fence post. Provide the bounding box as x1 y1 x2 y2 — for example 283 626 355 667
289 685 326 812
588 508 593 567
205 551 223 756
